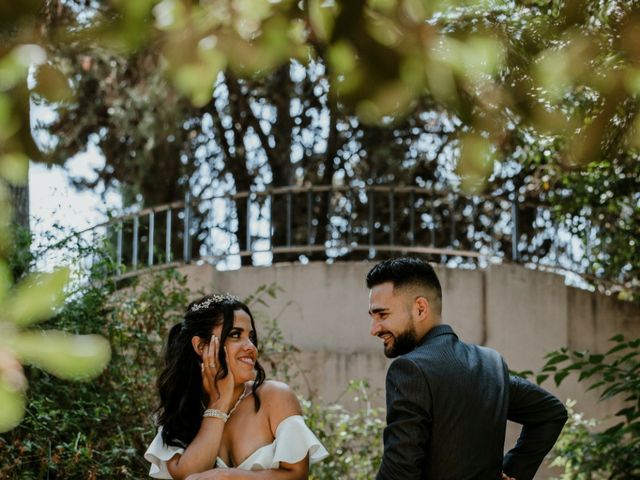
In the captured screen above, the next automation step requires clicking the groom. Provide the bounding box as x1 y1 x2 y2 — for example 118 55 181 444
367 257 568 480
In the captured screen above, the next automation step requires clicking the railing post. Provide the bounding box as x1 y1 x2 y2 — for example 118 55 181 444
286 191 292 247
183 191 191 264
132 215 139 270
346 189 353 247
307 189 313 246
326 189 333 249
116 222 123 274
268 192 273 252
511 193 520 262
148 211 155 267
450 193 456 246
585 218 591 272
430 197 436 246
208 199 215 258
166 209 172 263
409 189 415 246
246 195 252 253
389 188 395 246
368 188 374 256
90 228 98 272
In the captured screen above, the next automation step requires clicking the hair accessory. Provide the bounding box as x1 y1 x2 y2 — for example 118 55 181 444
190 293 239 312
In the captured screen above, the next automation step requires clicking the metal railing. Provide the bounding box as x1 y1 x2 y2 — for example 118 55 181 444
39 185 599 286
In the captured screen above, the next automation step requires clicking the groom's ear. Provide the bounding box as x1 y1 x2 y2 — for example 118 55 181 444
414 296 430 322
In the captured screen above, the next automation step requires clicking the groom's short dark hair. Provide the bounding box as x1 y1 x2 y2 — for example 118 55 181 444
366 257 442 310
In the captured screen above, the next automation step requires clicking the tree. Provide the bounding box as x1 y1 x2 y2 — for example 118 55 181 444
3 0 639 294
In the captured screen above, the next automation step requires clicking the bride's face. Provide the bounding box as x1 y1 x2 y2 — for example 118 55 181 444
213 310 258 384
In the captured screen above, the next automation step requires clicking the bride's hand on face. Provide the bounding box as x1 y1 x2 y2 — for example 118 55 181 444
202 335 235 411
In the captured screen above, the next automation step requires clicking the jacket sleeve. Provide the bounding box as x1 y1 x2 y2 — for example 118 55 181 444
503 375 568 480
376 357 432 480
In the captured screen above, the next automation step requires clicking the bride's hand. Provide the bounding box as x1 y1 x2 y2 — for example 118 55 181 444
201 335 235 411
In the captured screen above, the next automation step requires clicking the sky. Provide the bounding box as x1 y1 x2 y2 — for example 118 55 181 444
29 143 120 242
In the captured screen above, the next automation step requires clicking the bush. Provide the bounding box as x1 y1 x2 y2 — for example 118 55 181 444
0 268 189 479
542 336 640 480
304 380 384 480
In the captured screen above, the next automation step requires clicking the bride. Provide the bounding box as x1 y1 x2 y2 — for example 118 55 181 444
145 293 328 479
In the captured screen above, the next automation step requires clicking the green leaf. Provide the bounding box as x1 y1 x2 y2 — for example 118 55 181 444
10 330 111 380
457 133 494 194
308 0 336 42
567 361 586 371
606 342 629 355
546 354 570 366
587 380 606 391
589 354 604 364
601 383 625 401
4 268 70 326
602 422 624 436
32 64 73 103
609 334 625 342
615 407 637 422
536 374 549 385
0 260 10 304
578 369 595 381
555 370 570 386
615 351 638 365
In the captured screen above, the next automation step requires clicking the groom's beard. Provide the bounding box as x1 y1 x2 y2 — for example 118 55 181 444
385 326 419 358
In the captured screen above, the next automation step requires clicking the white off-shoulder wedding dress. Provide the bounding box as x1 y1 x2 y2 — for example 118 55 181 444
145 415 329 479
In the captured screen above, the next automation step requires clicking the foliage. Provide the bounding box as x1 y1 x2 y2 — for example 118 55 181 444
304 380 385 480
0 267 189 479
540 335 640 479
0 225 112 433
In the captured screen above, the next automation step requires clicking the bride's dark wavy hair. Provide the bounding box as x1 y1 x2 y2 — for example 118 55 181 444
155 294 266 448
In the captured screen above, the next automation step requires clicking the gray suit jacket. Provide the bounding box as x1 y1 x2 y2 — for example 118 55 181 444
377 324 567 480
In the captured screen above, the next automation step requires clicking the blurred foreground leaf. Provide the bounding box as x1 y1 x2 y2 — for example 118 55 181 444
0 152 29 185
3 268 70 326
9 331 111 381
0 348 26 432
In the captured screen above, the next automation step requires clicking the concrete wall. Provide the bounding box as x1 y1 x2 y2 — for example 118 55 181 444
176 261 640 477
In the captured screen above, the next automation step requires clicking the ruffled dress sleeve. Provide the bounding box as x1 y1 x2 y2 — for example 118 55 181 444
144 427 184 479
269 415 329 468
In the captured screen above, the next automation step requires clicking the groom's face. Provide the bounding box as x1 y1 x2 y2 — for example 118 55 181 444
368 282 419 358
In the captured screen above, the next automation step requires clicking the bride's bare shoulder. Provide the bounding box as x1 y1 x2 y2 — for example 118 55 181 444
256 380 302 431
256 380 299 404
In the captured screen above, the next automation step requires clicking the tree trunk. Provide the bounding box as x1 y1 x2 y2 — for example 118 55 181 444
9 166 30 280
9 183 30 232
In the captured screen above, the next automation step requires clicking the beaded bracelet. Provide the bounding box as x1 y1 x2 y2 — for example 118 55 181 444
203 409 229 422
